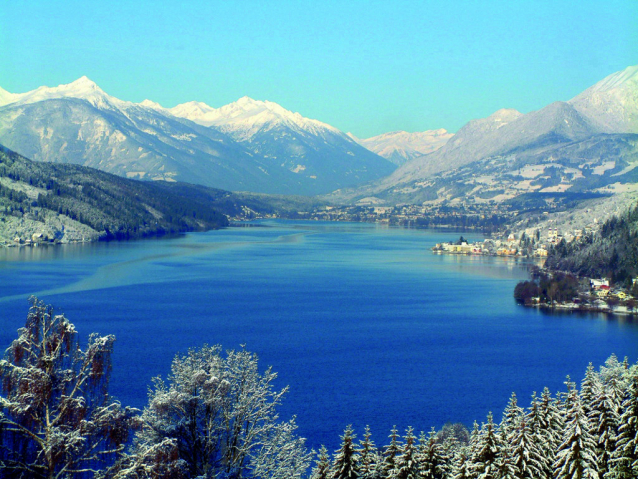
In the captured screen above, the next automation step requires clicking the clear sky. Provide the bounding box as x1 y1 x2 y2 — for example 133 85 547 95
1 0 636 138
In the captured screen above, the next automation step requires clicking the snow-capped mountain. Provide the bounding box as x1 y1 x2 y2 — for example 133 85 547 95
0 79 308 193
168 96 395 191
0 76 130 111
170 96 343 139
569 64 638 133
0 79 394 195
329 65 638 204
351 129 453 166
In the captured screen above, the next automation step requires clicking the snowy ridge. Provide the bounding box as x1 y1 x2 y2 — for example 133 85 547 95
138 99 167 111
0 77 133 111
355 129 453 165
569 64 638 133
169 96 345 142
0 87 20 107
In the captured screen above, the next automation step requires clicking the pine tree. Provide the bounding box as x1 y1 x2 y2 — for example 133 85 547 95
581 363 602 416
451 446 472 479
383 426 401 478
418 428 447 479
600 354 626 415
469 412 500 479
539 387 565 468
500 392 524 440
312 445 332 479
333 425 359 479
395 427 418 479
553 390 599 479
509 417 546 479
358 425 377 478
608 368 638 479
589 380 619 477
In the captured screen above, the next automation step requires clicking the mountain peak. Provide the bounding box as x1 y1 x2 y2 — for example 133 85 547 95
0 76 129 111
69 76 99 88
236 96 258 105
139 99 165 110
169 96 343 140
569 64 638 133
577 65 638 95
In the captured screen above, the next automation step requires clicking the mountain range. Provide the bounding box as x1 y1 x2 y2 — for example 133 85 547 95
0 79 394 196
1 64 637 209
328 64 638 205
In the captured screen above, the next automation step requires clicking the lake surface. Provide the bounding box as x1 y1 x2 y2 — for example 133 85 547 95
1 220 637 450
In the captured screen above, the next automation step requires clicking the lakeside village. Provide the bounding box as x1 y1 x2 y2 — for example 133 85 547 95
433 227 638 316
285 202 514 231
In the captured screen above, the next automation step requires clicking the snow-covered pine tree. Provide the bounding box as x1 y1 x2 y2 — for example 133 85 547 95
394 427 418 479
492 452 518 479
383 426 401 478
553 389 599 479
0 297 139 479
332 425 360 479
312 445 332 479
500 392 524 440
600 354 627 416
509 417 547 479
358 425 377 478
608 367 638 479
469 412 500 479
581 363 602 417
418 428 447 479
538 386 564 475
588 377 619 477
368 450 387 479
450 446 471 479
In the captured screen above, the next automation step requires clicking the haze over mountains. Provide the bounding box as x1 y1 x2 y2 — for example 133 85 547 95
0 78 394 196
348 129 453 166
329 64 638 205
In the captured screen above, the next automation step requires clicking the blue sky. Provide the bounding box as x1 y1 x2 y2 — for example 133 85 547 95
1 0 636 138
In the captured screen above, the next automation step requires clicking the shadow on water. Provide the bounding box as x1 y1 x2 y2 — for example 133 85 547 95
0 232 308 302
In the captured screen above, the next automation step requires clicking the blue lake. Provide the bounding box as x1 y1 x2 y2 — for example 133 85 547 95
1 220 637 450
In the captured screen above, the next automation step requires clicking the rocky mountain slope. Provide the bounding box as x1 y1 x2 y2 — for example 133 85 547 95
569 65 638 134
167 96 395 192
329 64 638 206
0 79 394 196
349 129 453 166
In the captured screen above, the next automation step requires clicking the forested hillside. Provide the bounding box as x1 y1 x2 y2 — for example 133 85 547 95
545 204 638 284
0 145 324 245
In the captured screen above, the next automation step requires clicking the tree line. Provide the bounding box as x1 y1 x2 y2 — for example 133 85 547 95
3 299 638 478
314 356 638 479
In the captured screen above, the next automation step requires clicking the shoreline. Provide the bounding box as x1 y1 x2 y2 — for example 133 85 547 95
521 301 638 317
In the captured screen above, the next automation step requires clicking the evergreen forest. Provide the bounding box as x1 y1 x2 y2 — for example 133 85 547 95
545 204 638 286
